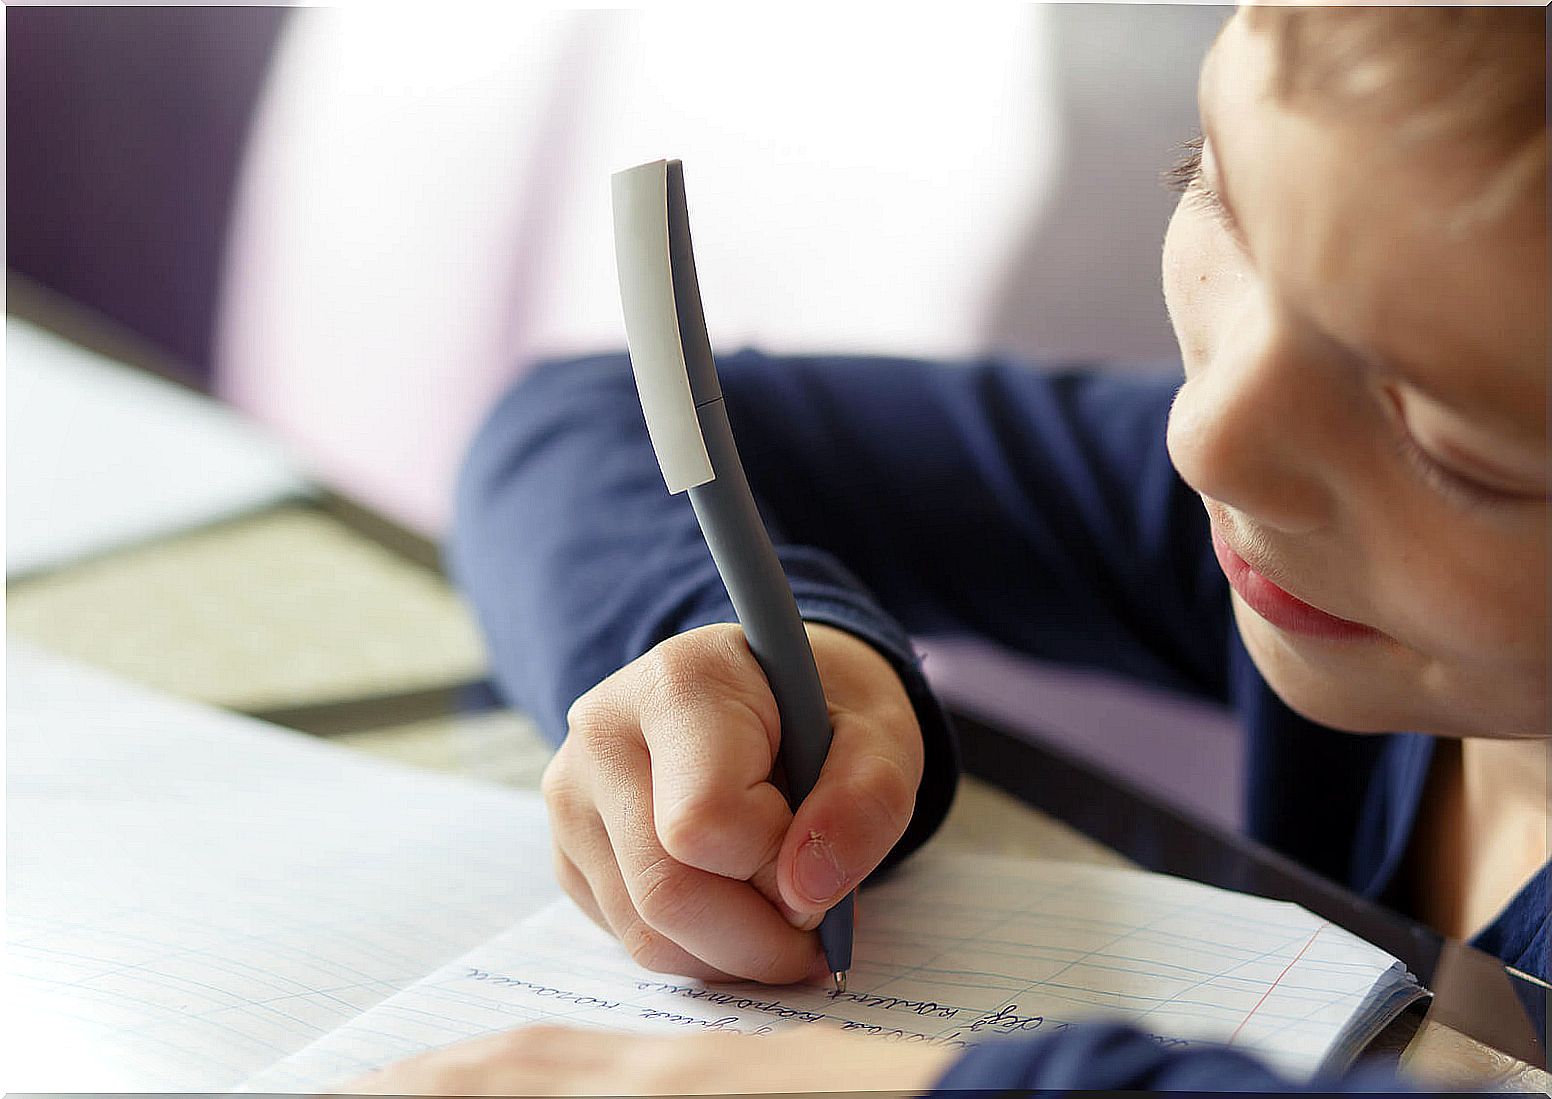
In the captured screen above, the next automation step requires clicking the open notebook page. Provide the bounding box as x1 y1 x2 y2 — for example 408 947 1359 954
7 641 559 1092
245 852 1422 1091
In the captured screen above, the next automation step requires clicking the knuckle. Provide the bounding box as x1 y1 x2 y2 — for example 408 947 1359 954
564 698 643 775
644 628 752 708
619 918 682 973
564 684 606 733
642 643 705 714
565 700 610 748
539 757 587 821
851 753 918 836
633 855 702 930
641 631 781 753
656 790 738 866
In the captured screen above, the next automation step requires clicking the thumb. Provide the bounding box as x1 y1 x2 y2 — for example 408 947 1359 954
774 710 922 917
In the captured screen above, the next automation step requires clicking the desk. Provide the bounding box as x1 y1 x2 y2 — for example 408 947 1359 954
7 456 1545 1092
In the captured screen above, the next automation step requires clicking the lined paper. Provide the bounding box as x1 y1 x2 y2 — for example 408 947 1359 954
7 642 558 1092
245 854 1420 1091
10 641 1420 1093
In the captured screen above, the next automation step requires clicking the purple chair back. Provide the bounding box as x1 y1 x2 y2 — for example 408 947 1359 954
7 7 287 384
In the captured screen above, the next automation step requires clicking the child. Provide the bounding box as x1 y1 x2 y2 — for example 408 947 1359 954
366 7 1546 1092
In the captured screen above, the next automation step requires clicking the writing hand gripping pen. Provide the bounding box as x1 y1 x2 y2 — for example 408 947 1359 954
611 158 854 992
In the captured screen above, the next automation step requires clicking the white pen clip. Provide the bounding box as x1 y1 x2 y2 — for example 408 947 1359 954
612 159 716 495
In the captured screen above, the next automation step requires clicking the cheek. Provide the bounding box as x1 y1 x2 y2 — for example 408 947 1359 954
1160 208 1192 343
1412 540 1548 735
1161 208 1222 373
1399 515 1548 657
1162 204 1257 376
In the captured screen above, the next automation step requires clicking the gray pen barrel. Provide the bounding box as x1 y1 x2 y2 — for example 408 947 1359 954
687 396 855 975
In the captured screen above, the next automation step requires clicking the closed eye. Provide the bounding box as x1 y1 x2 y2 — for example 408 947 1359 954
1162 132 1241 244
1383 389 1543 511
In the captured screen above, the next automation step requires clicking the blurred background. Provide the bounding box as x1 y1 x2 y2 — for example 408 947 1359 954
8 5 1243 826
11 4 1227 530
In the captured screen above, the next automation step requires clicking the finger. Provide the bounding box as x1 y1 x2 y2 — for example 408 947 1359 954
591 736 821 983
542 751 620 940
776 708 923 915
341 1026 605 1096
633 629 793 881
555 801 734 982
552 843 612 938
749 859 821 931
544 739 729 978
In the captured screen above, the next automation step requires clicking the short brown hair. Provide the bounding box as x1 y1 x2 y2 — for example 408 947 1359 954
1247 6 1546 227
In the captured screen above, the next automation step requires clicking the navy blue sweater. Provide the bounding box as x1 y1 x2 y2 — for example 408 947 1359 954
450 351 1547 1091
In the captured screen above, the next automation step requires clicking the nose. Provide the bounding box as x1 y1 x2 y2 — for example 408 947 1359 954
1166 316 1336 536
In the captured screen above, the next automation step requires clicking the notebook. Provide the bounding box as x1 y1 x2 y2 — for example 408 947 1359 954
9 643 1424 1093
241 855 1425 1091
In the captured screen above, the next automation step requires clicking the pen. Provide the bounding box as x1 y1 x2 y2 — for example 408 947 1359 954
611 158 854 993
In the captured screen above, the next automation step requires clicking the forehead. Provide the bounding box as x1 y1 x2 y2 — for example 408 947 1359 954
1204 15 1548 444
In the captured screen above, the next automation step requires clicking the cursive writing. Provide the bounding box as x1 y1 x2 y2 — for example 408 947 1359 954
828 990 959 1019
464 969 620 1010
968 1003 1044 1034
634 981 827 1023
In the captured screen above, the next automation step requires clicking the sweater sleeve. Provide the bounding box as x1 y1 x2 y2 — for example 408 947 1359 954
449 349 1230 866
931 1021 1423 1093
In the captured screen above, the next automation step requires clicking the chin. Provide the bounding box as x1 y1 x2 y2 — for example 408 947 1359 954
1232 601 1415 735
1234 599 1550 739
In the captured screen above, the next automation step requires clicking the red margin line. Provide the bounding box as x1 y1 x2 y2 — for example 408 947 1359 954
1227 920 1329 1046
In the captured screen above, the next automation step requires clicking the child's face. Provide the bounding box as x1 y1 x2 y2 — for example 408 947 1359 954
1162 13 1548 740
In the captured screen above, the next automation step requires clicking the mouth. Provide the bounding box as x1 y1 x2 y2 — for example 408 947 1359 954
1209 525 1379 643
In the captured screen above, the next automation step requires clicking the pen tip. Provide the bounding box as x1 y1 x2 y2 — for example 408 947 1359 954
832 971 847 994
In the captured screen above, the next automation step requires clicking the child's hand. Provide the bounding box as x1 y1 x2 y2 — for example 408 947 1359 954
542 622 923 983
342 1023 958 1096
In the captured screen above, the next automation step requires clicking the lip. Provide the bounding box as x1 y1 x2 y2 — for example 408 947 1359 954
1210 528 1378 642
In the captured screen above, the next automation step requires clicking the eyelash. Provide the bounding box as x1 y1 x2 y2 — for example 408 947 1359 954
1161 133 1204 193
1162 134 1234 231
1378 386 1543 513
1389 429 1516 512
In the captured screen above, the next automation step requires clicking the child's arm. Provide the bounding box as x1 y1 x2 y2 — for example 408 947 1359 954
344 1017 1428 1094
453 350 1230 739
932 1020 1421 1092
